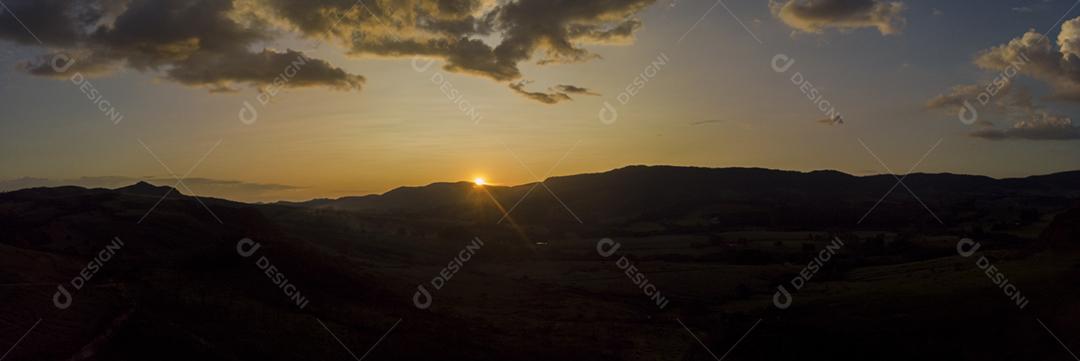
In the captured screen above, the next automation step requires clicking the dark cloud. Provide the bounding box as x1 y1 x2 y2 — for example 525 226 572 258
488 0 654 68
1 0 364 92
1 0 656 101
20 50 117 78
506 82 600 103
554 84 600 96
164 49 364 92
568 18 643 44
509 81 572 104
770 0 906 35
252 0 655 99
0 0 93 46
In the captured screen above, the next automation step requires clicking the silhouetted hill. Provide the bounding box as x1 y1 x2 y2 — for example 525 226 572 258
0 182 273 259
4 173 1080 361
115 181 179 197
0 184 405 360
281 166 1080 228
304 182 486 212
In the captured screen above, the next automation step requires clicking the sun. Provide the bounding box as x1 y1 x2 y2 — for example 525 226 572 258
473 177 487 186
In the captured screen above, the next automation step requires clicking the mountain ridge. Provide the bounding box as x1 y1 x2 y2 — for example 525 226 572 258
254 166 1080 227
288 165 1080 205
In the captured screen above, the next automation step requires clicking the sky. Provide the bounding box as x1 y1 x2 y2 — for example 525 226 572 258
1 0 1080 202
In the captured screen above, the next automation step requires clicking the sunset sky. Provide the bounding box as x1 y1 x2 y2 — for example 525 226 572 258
2 0 1080 202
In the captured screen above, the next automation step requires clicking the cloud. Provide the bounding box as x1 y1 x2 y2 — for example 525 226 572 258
568 18 643 45
0 0 657 102
926 84 981 110
970 112 1080 140
815 115 843 125
509 81 572 104
687 118 755 130
554 84 600 96
770 0 906 35
163 49 364 92
926 81 1080 138
1 0 364 92
926 16 1080 141
690 119 727 126
926 82 1034 122
507 81 598 103
970 17 1080 101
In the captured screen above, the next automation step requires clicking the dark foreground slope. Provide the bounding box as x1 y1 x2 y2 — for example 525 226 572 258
0 184 408 360
1 168 1079 360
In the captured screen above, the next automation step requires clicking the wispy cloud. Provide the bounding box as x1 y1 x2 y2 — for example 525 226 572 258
816 116 844 125
506 82 601 104
770 0 906 35
554 85 601 96
970 114 1080 140
690 119 727 126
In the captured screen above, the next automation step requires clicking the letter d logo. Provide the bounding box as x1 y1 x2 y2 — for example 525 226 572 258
599 101 618 125
956 238 981 258
51 53 75 73
239 101 258 125
771 54 795 73
596 238 621 258
54 285 73 310
958 100 978 125
413 285 433 309
773 285 793 310
237 238 262 257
